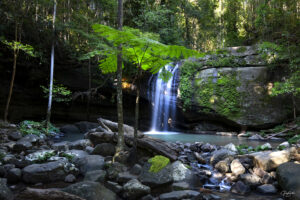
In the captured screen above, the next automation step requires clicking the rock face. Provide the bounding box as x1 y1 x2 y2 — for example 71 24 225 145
178 46 291 129
22 161 73 183
277 162 300 199
249 149 291 171
62 181 116 200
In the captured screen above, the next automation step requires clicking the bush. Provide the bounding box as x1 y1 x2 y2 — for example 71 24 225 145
19 120 59 136
148 155 170 173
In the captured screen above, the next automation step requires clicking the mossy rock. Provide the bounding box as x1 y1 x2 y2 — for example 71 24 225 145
148 155 170 173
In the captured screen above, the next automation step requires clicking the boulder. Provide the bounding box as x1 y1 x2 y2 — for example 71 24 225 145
64 174 76 183
159 190 200 200
123 179 151 200
256 184 277 194
191 65 289 127
249 149 291 171
171 161 192 182
8 131 22 141
277 162 300 199
84 170 106 183
62 181 116 200
60 124 80 134
106 181 123 193
215 160 230 173
194 152 206 164
172 182 190 191
52 141 70 151
210 149 236 166
17 188 84 200
230 181 251 195
7 168 21 183
240 173 261 187
249 134 265 140
230 159 245 176
224 143 237 152
69 139 92 150
77 155 105 175
117 172 137 184
0 178 13 200
74 121 99 133
138 163 173 188
22 161 76 183
130 164 142 175
92 143 116 157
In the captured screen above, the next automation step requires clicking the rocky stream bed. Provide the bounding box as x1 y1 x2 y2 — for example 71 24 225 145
0 119 299 200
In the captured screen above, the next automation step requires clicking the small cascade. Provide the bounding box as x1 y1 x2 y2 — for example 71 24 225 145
149 64 179 132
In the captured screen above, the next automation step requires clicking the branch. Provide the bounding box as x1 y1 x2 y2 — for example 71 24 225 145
265 125 298 139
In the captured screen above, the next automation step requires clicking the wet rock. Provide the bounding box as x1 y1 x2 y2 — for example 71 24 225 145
64 174 76 183
106 162 127 180
123 179 151 200
77 155 105 175
138 162 173 188
117 172 137 184
172 182 190 191
25 150 56 162
194 152 206 164
248 134 265 140
277 162 300 199
249 149 291 171
210 149 236 166
92 143 116 157
69 139 92 150
13 140 32 152
215 161 230 173
7 168 21 184
240 173 261 186
230 159 245 176
17 188 84 200
141 194 154 200
52 141 70 151
224 143 237 152
74 121 99 133
253 167 267 178
159 190 200 200
84 170 106 183
230 181 251 195
257 184 277 194
22 161 72 183
130 164 142 175
8 131 22 141
0 178 14 200
62 181 116 200
190 142 203 152
201 143 215 152
60 124 80 134
171 161 192 182
65 150 89 164
106 181 123 193
85 146 94 154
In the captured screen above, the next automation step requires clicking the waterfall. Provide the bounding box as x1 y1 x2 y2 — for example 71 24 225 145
149 64 179 132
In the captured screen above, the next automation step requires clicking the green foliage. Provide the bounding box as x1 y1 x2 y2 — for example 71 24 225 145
19 120 59 136
92 24 203 76
236 144 249 155
36 151 56 163
148 155 170 173
288 135 300 144
179 61 202 110
278 145 287 151
206 56 240 67
195 71 242 117
258 42 284 64
0 38 36 57
236 46 247 53
271 71 300 97
41 83 72 102
254 145 271 152
59 152 75 162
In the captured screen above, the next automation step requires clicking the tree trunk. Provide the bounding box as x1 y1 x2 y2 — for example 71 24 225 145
4 25 19 122
87 59 91 121
46 0 57 128
133 66 142 151
292 95 297 120
115 0 125 154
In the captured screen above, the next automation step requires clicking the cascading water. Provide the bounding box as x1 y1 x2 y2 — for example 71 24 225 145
149 64 179 132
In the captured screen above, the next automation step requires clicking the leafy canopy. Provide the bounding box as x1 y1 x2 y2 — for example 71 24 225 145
92 24 204 76
0 37 36 57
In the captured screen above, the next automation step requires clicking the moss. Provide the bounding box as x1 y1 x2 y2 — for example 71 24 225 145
59 152 75 162
288 135 300 144
195 71 242 118
178 61 203 110
19 120 59 136
148 155 170 173
206 56 240 67
236 46 247 53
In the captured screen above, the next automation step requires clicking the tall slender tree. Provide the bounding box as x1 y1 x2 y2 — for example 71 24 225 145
46 0 57 128
115 0 126 155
